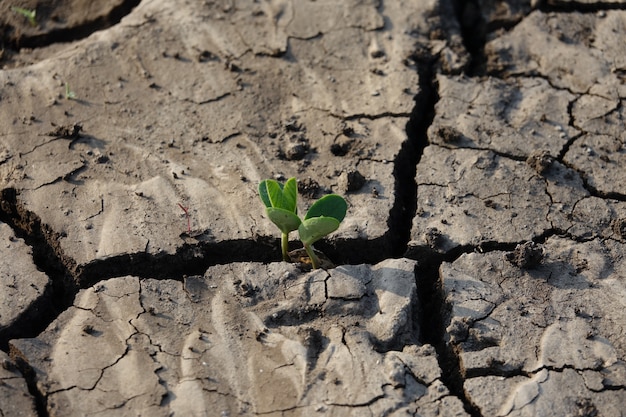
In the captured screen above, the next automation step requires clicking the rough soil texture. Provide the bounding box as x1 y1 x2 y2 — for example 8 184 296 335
1 0 625 416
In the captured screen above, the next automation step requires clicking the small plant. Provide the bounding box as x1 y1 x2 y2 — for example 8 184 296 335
259 178 347 269
11 6 37 27
298 193 347 269
258 177 301 262
65 82 76 100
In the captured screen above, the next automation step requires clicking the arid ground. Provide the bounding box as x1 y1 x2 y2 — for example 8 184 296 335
1 0 626 416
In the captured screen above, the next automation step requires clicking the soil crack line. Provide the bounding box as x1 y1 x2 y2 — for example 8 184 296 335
0 188 77 350
416 254 483 417
399 29 486 415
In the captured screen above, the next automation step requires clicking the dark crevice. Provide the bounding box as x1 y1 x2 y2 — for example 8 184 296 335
557 158 626 203
78 236 386 288
412 231 578 417
415 251 483 417
0 188 76 352
465 366 530 379
410 218 610 416
387 43 438 259
8 346 48 417
451 0 488 76
579 179 626 203
0 185 389 351
538 0 626 13
3 0 142 51
317 236 388 266
556 133 583 163
402 32 485 414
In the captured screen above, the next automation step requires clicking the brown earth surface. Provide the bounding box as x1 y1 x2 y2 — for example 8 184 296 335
1 0 626 416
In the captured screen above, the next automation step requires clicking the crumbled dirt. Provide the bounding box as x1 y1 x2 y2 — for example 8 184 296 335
526 150 555 175
505 241 544 269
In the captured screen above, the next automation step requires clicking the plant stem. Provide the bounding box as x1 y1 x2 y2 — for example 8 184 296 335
281 232 290 262
304 243 320 269
177 203 191 234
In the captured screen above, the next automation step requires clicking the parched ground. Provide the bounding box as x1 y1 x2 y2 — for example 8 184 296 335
1 0 625 416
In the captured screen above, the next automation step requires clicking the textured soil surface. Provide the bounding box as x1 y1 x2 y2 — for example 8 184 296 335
1 0 626 416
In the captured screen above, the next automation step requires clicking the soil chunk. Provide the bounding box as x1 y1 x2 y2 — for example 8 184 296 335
505 241 544 269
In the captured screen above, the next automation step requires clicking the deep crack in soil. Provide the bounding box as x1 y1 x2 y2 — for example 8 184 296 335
0 0 141 52
0 188 75 350
538 0 626 13
452 0 488 76
397 32 488 416
3 1 625 416
8 345 48 417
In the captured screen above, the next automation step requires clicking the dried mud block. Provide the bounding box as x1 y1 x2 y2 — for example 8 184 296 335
467 368 625 417
409 146 551 256
486 10 626 97
457 10 626 205
0 222 51 343
409 145 599 256
564 133 626 198
472 0 532 28
0 350 37 417
0 0 432 270
430 75 577 158
540 159 591 233
440 236 626 416
2 0 129 46
10 259 467 416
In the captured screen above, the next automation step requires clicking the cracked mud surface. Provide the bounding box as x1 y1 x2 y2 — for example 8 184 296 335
1 0 626 416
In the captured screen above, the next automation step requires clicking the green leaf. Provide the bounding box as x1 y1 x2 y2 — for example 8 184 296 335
304 194 347 222
266 178 297 213
258 180 272 208
282 177 298 213
11 6 37 26
267 207 301 234
298 216 340 246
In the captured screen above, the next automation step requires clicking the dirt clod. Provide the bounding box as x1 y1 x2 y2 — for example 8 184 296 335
611 218 626 240
505 241 544 268
526 150 555 175
46 123 82 139
424 227 443 249
330 137 354 157
437 126 463 144
298 178 321 199
280 134 310 161
338 170 366 193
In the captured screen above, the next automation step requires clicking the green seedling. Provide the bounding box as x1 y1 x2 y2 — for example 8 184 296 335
298 194 347 269
11 6 37 27
259 177 301 261
259 177 347 269
65 82 76 100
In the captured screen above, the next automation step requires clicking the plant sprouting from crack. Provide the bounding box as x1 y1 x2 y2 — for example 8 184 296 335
259 177 300 262
259 177 347 269
11 6 37 27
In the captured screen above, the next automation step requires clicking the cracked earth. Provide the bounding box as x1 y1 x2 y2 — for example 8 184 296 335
1 0 626 416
